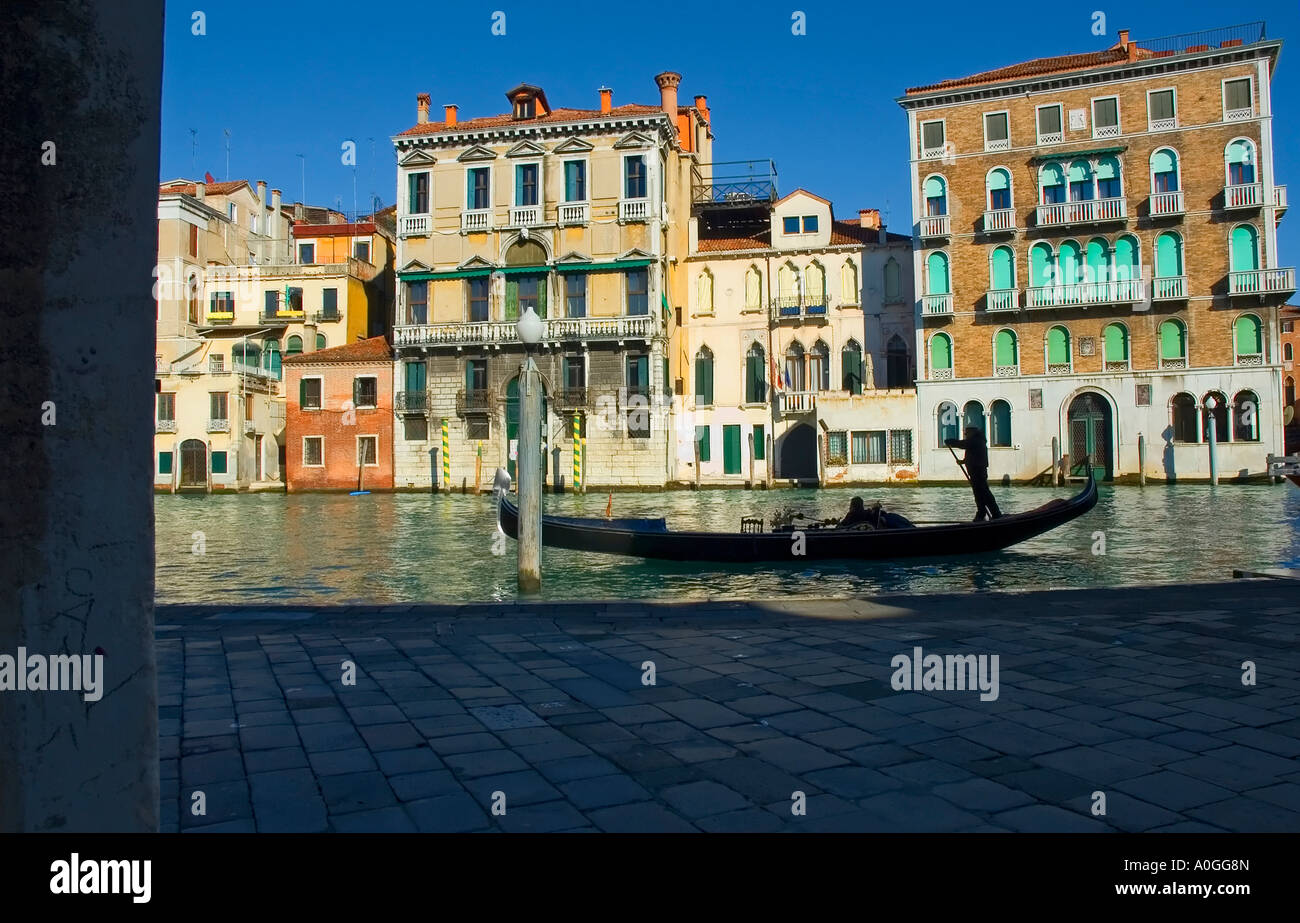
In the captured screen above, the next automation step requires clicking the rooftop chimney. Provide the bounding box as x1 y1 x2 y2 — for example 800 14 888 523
416 93 430 125
444 104 458 126
859 208 881 230
256 179 266 200
693 95 710 124
655 71 682 118
294 202 304 221
1118 29 1130 49
599 86 612 114
195 181 205 200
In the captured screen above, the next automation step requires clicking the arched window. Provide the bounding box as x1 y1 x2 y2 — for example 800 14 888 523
1171 393 1198 443
1226 138 1257 186
1096 156 1122 198
1114 234 1140 283
840 260 859 305
1085 238 1110 285
841 339 864 394
697 270 714 314
1202 390 1230 443
744 265 763 311
809 340 830 391
263 341 282 380
1058 240 1084 286
1154 232 1184 299
804 261 826 311
886 334 910 388
990 399 1012 447
883 258 901 302
777 262 799 315
1231 224 1260 272
986 168 1012 211
744 343 766 404
232 342 261 369
316 333 326 350
1046 325 1071 372
994 328 1019 375
1029 242 1054 288
1039 163 1066 204
1103 323 1130 370
1286 343 1295 362
1287 376 1296 408
989 246 1015 291
963 400 986 435
1234 390 1261 441
286 335 303 355
694 346 714 406
1159 319 1187 368
1151 148 1179 192
1068 160 1095 202
926 251 950 294
937 401 960 446
1234 314 1264 364
784 341 806 392
929 332 953 379
924 175 948 216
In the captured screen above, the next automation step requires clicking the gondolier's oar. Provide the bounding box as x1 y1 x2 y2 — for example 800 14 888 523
947 443 972 484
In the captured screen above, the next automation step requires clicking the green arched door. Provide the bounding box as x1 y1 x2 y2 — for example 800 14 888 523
1067 392 1112 481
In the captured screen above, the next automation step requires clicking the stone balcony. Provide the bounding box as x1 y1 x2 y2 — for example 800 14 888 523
393 313 662 349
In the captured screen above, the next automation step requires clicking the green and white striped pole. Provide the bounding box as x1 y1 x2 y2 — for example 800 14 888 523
572 413 582 492
441 418 450 488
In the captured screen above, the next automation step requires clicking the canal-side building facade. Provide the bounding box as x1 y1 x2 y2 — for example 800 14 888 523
683 189 918 485
284 336 395 492
900 24 1293 483
388 76 711 490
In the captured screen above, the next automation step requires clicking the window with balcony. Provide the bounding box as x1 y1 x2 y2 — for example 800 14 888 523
924 251 951 314
563 273 586 318
1039 163 1066 204
1235 314 1264 365
403 361 427 410
1230 223 1260 276
625 268 648 316
1036 104 1063 144
984 111 1010 151
465 358 488 397
986 168 1012 211
1103 323 1130 370
1226 138 1257 187
467 276 490 322
1160 319 1188 369
1068 160 1095 202
298 242 315 264
516 275 542 318
209 291 234 316
1046 325 1072 374
920 119 945 158
406 280 428 325
695 346 714 406
809 340 830 391
1234 389 1261 440
1223 77 1254 121
994 328 1019 377
929 333 953 381
780 342 804 393
563 160 586 202
1153 232 1185 299
924 175 948 217
467 167 490 210
408 171 429 214
988 245 1016 311
804 262 826 312
286 287 303 313
1149 147 1182 215
263 342 282 379
264 290 278 317
842 340 863 394
1147 88 1177 130
1092 96 1120 138
515 162 539 207
745 343 767 404
1097 157 1122 199
624 155 647 199
936 399 959 443
1115 234 1140 284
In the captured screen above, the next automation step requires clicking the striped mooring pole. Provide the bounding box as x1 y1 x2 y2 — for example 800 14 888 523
441 418 450 487
572 413 582 492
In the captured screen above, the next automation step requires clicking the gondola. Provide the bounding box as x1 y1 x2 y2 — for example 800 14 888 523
497 467 1098 563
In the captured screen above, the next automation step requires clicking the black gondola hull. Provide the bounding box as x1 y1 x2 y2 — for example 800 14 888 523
497 474 1098 563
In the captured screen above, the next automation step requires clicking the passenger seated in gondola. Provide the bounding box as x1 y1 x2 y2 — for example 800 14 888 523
837 496 874 530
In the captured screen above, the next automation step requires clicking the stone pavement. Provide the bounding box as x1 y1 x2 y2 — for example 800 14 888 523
155 580 1300 832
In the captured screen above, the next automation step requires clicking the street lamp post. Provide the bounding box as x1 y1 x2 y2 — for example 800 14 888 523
516 304 544 594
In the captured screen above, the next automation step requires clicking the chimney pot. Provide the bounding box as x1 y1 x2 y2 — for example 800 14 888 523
444 104 458 126
655 71 682 118
294 202 304 220
599 86 612 114
693 95 710 124
859 208 881 230
416 93 431 125
195 181 205 200
1118 29 1130 48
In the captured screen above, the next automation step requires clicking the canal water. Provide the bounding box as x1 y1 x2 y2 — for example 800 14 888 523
154 484 1300 604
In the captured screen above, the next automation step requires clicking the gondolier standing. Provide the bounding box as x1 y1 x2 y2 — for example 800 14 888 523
946 427 1002 521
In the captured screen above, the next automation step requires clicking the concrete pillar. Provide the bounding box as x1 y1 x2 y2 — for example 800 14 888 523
1138 433 1146 487
0 0 162 831
518 357 542 594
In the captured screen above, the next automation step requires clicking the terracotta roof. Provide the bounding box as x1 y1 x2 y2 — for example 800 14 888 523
396 103 666 138
283 336 391 365
158 180 250 197
906 43 1154 94
696 229 770 253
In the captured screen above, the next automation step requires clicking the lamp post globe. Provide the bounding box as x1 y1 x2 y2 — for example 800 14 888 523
517 304 543 348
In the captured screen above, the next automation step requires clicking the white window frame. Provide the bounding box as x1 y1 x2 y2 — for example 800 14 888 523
1091 95 1121 139
983 110 1011 152
300 375 324 412
985 166 1015 211
298 242 315 265
919 118 947 159
1147 87 1178 132
992 328 1020 376
302 436 325 467
464 165 493 211
405 169 431 216
1044 326 1074 375
356 434 380 467
353 375 378 409
622 153 649 200
1035 104 1064 145
1222 75 1256 122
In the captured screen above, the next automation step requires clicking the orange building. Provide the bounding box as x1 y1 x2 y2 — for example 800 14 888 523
284 336 395 491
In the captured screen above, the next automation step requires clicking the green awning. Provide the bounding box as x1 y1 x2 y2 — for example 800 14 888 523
1030 145 1126 163
398 268 491 281
555 259 652 274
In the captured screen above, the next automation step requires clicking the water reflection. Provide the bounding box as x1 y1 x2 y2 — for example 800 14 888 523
156 484 1300 604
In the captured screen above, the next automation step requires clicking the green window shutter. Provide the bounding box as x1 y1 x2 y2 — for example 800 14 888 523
211 451 227 475
753 424 765 459
695 426 710 462
1047 328 1070 365
1160 321 1184 360
408 173 417 212
505 279 519 320
1235 316 1262 354
1104 324 1128 362
930 334 952 371
1030 244 1053 288
299 378 307 407
926 252 949 294
1231 226 1259 271
1113 236 1138 280
1086 239 1109 282
723 425 741 474
1059 242 1082 284
536 276 547 318
990 246 1013 290
316 333 326 350
1155 233 1182 278
159 452 172 475
995 330 1018 367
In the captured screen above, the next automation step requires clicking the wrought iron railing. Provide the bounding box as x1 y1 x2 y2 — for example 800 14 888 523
691 160 778 206
456 388 493 415
395 391 431 414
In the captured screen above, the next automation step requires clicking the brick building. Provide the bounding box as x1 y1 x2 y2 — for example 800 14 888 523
284 336 394 491
899 24 1293 483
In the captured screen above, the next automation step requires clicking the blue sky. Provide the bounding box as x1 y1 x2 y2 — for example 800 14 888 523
163 1 1300 255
